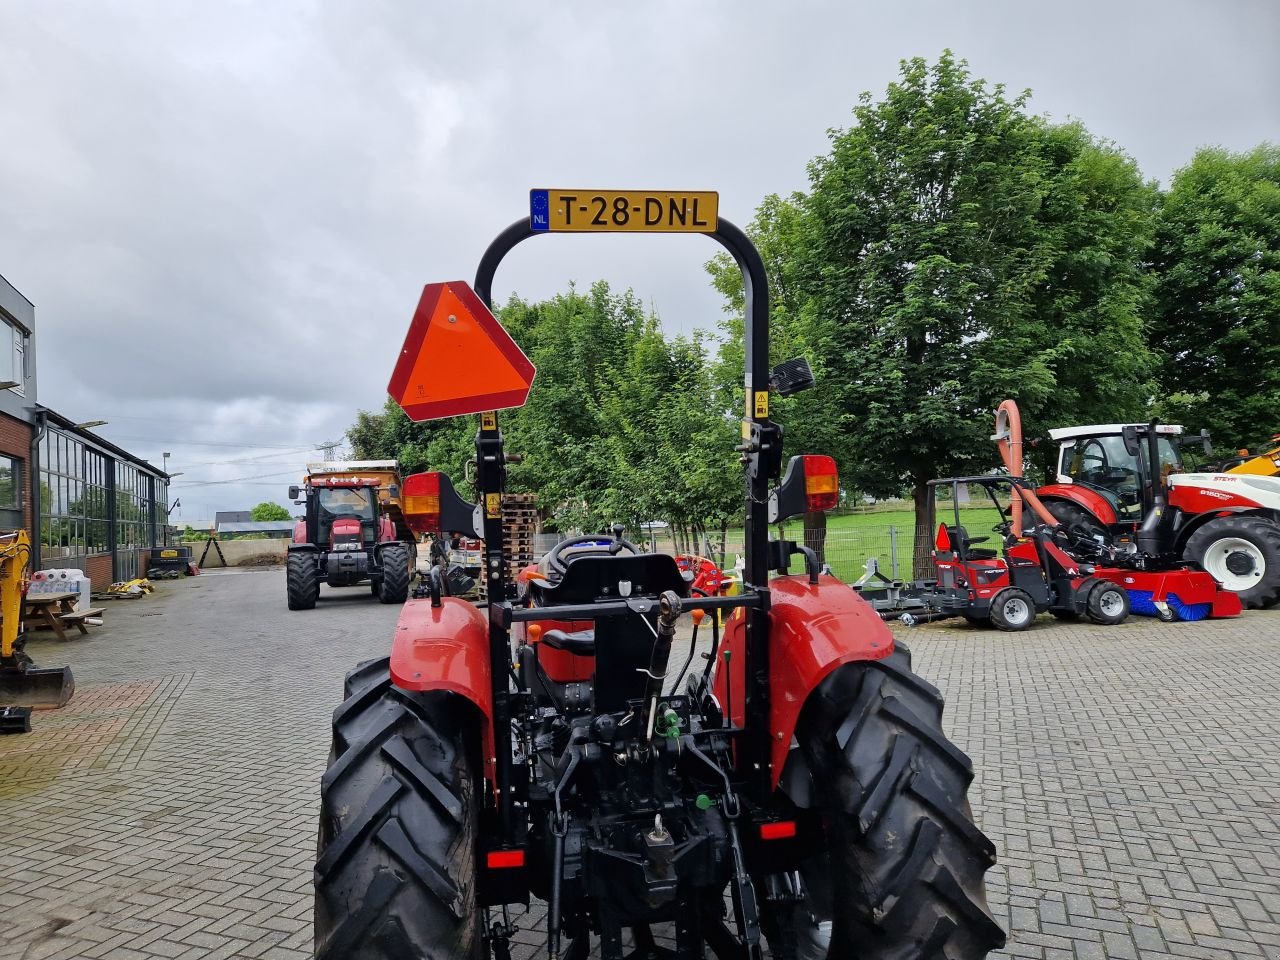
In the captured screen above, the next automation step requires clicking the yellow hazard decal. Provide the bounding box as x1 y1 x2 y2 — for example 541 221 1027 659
485 493 501 518
754 391 769 418
481 411 497 431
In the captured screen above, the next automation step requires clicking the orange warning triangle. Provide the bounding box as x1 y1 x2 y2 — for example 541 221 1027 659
388 281 536 421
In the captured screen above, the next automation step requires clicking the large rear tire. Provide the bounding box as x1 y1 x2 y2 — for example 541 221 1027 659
314 657 483 960
765 643 1004 959
1183 515 1280 609
378 544 411 604
287 552 320 610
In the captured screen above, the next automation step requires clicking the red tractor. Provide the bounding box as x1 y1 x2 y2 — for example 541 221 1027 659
996 403 1280 609
312 197 1004 959
285 461 414 609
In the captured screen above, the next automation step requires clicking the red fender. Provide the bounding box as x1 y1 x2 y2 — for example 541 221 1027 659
714 574 895 789
292 519 307 544
1036 484 1119 526
389 597 495 776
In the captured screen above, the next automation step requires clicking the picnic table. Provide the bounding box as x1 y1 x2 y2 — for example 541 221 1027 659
22 592 104 641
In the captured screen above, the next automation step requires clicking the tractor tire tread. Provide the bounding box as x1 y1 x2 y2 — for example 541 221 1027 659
796 648 1004 959
314 657 481 960
1184 514 1280 609
378 544 411 605
287 552 320 610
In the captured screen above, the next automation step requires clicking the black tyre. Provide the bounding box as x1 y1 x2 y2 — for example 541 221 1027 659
378 544 411 605
287 551 320 610
1085 581 1129 625
314 657 482 960
1183 515 1280 609
766 643 1004 959
989 587 1036 631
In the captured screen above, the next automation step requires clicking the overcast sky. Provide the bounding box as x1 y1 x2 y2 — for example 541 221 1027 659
1 0 1276 519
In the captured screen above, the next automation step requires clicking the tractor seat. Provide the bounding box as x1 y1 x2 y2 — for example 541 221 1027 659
541 628 595 656
950 525 998 560
530 553 689 606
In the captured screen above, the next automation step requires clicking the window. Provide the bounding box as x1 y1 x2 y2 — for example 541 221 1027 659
40 431 88 561
0 456 19 510
0 318 27 395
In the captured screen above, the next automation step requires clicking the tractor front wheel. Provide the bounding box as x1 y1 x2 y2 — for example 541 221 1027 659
314 657 483 960
286 552 320 610
989 587 1036 631
1184 515 1280 609
378 544 411 604
769 643 1004 959
1086 581 1130 625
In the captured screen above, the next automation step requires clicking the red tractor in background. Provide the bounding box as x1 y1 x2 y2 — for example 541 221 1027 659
312 194 1004 959
994 401 1245 621
285 461 415 609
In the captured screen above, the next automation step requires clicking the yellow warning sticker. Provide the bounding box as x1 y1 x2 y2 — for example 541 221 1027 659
481 411 497 431
753 390 769 418
485 493 501 518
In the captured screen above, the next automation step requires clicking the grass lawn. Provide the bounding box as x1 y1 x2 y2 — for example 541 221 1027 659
686 503 1009 582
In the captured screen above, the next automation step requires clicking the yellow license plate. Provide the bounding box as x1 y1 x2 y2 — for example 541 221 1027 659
160 549 178 558
530 189 718 233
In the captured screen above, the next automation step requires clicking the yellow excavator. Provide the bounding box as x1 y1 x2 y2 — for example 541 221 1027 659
1221 435 1280 476
0 530 75 734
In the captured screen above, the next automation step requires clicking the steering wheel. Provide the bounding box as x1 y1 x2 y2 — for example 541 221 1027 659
545 532 641 575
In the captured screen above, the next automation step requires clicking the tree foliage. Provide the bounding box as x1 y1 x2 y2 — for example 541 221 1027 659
250 501 292 522
711 52 1158 573
1150 144 1280 451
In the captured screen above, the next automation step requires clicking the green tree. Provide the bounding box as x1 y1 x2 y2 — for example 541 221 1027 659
250 501 291 522
1150 144 1280 451
711 52 1157 573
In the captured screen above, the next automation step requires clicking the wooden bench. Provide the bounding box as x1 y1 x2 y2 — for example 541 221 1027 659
58 607 105 636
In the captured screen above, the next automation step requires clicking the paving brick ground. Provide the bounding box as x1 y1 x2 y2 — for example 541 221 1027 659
2 568 1279 959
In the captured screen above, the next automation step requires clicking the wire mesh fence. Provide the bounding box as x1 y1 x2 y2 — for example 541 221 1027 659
644 526 938 584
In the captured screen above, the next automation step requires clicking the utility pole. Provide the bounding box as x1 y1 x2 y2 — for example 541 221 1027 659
316 441 340 462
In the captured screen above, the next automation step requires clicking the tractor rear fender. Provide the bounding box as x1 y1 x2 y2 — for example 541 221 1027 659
287 543 318 554
389 597 495 774
1036 484 1118 526
713 574 894 791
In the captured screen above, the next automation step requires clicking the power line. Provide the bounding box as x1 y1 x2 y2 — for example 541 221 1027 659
172 470 299 488
106 435 304 450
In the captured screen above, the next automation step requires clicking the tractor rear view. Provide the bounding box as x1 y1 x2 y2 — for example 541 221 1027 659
285 461 415 610
312 191 1004 959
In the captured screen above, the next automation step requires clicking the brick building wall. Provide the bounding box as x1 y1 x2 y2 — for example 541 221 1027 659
85 554 112 590
0 411 33 541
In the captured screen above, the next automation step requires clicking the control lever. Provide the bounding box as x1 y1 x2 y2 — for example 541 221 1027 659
640 591 682 741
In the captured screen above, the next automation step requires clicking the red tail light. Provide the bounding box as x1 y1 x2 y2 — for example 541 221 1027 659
802 455 838 511
759 821 797 841
486 849 525 869
402 472 442 533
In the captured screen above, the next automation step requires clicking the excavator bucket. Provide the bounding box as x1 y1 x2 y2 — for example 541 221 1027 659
0 663 75 712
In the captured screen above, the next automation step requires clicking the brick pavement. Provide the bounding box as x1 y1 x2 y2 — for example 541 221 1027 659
1 568 1278 959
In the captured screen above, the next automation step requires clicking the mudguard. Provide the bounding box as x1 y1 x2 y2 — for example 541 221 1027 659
389 597 494 765
714 573 895 789
1036 485 1119 526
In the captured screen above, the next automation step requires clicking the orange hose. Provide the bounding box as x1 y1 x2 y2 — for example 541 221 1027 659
993 399 1060 529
